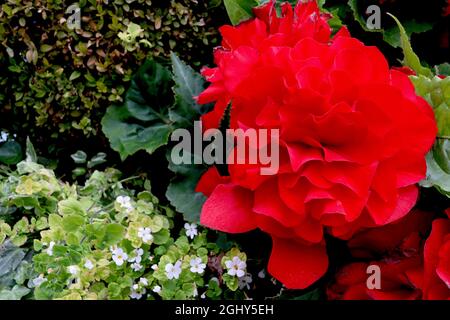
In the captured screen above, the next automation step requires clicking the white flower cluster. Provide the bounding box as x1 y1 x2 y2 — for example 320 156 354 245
129 248 144 271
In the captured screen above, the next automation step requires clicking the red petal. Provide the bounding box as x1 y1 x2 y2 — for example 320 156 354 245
196 167 230 196
200 183 257 233
268 236 328 289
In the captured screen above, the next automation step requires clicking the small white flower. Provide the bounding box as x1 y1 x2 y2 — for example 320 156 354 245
152 285 161 293
189 257 206 274
151 264 158 271
137 227 153 243
200 293 206 299
116 195 131 206
129 283 147 299
110 245 119 254
149 255 154 261
238 273 253 290
67 265 79 275
46 241 55 256
112 248 128 266
184 223 198 239
139 278 148 286
0 131 9 143
165 260 182 280
225 256 246 278
84 259 94 270
130 290 142 299
32 274 47 287
131 262 143 271
128 248 144 263
116 195 134 213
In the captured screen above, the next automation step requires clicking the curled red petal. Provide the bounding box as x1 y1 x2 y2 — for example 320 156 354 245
200 183 257 233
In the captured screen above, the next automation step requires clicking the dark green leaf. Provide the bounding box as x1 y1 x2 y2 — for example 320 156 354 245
387 14 432 77
166 148 207 222
383 21 433 48
169 52 205 127
292 288 322 300
224 0 258 25
0 141 22 165
102 59 174 160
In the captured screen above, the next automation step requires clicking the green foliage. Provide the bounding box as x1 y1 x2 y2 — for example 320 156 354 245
388 14 433 77
0 241 32 300
0 150 253 299
102 59 174 160
224 0 259 25
0 0 224 153
0 141 22 165
166 150 207 223
347 0 434 48
70 150 107 179
391 17 450 197
102 53 207 160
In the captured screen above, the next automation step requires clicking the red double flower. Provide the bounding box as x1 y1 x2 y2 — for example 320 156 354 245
328 211 450 300
196 0 437 289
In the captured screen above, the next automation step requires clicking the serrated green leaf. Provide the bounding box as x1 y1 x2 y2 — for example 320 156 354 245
387 14 432 77
169 52 205 127
383 21 433 48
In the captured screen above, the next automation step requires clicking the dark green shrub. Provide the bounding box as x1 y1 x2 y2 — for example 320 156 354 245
0 0 225 155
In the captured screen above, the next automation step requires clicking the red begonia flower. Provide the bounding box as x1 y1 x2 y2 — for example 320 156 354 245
197 0 437 289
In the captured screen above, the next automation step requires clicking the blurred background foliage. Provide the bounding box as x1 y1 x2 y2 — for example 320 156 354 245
0 0 226 162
